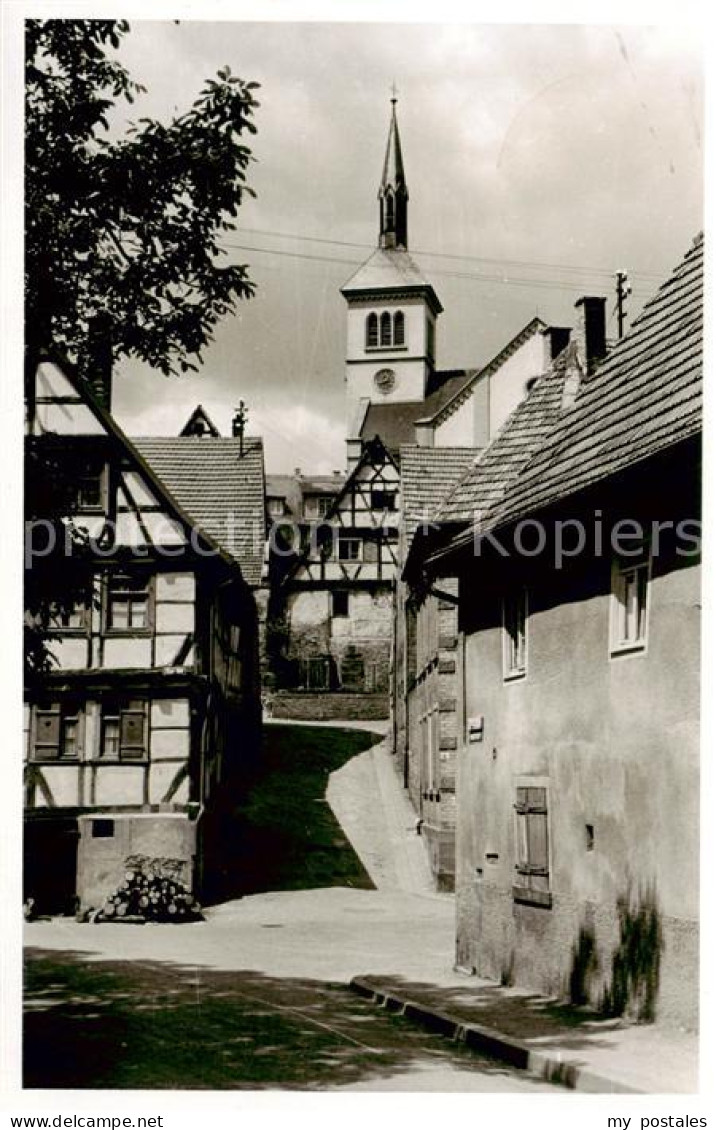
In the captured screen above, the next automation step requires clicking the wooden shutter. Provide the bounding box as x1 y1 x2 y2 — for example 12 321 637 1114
120 703 146 760
34 709 61 759
364 539 379 564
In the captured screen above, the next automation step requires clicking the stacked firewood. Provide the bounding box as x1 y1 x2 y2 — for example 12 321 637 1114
95 859 204 923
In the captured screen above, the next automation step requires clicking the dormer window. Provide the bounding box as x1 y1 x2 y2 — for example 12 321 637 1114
366 313 378 348
380 312 392 347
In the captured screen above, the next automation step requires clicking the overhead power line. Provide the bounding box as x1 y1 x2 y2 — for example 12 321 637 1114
221 240 654 300
225 225 665 283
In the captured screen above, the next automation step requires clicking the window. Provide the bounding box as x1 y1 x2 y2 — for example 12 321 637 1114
341 649 365 690
32 702 82 760
366 313 378 348
370 489 397 511
106 573 151 631
337 537 361 562
332 590 349 618
503 589 527 679
513 784 551 908
306 656 330 690
92 819 115 838
267 496 286 518
75 462 104 510
100 700 147 761
611 553 650 655
48 600 89 632
303 494 334 519
393 311 405 346
380 312 392 347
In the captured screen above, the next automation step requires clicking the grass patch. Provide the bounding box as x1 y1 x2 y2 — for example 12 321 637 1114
225 724 380 897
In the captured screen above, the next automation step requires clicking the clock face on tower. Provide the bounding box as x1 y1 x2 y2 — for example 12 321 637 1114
374 368 396 394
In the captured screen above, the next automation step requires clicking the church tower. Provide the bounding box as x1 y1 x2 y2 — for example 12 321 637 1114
341 97 443 428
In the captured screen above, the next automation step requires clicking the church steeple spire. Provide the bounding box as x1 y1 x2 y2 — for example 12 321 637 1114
379 92 408 250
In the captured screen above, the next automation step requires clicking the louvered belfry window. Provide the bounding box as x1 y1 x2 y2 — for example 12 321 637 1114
503 589 527 679
366 313 378 348
513 785 551 908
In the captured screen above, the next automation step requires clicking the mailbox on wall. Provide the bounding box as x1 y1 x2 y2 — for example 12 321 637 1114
467 715 484 743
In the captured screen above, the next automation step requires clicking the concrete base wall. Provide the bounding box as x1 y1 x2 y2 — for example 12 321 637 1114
268 691 389 721
455 880 698 1029
76 812 196 911
422 821 455 892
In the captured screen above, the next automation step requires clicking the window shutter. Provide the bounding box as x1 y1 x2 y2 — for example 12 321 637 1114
120 708 146 759
364 540 379 563
35 710 61 758
526 812 548 872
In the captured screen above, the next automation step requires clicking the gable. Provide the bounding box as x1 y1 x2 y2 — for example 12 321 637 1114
27 356 226 563
287 439 400 586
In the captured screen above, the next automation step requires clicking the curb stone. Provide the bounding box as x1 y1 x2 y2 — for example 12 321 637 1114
349 976 643 1094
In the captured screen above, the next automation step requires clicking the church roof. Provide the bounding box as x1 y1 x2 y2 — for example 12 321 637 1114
133 436 266 585
341 247 443 313
381 99 407 197
360 370 476 451
425 317 547 429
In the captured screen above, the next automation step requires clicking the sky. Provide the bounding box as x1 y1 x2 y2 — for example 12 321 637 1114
88 20 702 472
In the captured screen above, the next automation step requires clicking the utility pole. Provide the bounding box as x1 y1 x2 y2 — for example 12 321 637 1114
232 400 248 456
615 270 632 340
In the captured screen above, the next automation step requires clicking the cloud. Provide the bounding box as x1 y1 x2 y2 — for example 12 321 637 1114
106 20 702 467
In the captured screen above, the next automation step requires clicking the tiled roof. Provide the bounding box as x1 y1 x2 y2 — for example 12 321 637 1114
361 370 476 451
341 248 443 313
299 475 343 494
400 446 479 550
435 233 703 559
488 233 703 531
436 351 572 524
133 436 266 585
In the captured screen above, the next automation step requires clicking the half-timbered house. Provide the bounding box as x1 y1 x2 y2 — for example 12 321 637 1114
24 354 264 913
267 437 399 717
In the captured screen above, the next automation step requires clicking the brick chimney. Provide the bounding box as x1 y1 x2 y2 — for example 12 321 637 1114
574 297 607 376
541 325 572 364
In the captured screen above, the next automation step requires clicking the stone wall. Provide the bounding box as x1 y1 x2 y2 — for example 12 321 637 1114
268 691 389 721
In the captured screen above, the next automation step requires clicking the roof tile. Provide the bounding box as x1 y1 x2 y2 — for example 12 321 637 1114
133 436 266 585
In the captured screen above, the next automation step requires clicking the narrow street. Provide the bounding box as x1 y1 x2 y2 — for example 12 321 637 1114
23 723 562 1093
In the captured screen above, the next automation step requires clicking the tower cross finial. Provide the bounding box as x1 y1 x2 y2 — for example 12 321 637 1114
390 80 398 105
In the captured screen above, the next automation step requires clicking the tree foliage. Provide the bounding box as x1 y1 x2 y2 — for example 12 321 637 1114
24 439 94 679
24 21 260 678
25 19 259 377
